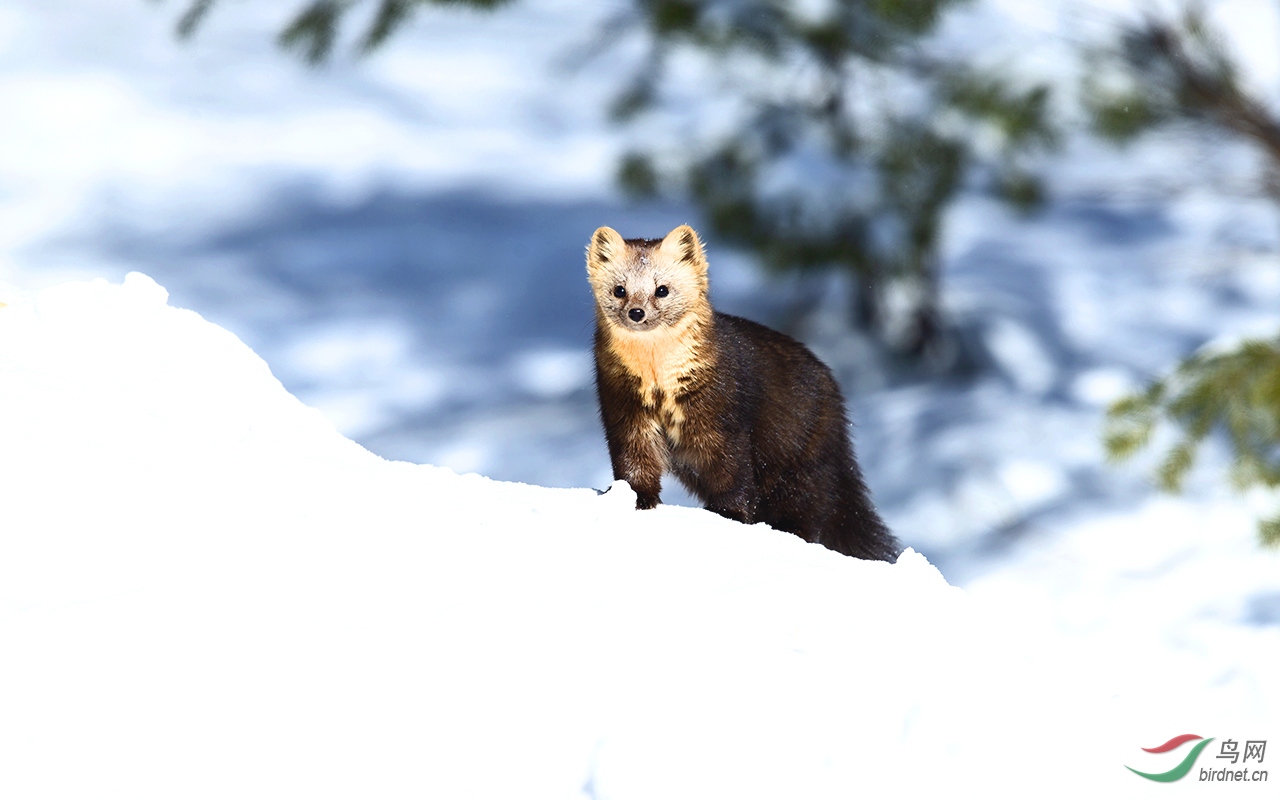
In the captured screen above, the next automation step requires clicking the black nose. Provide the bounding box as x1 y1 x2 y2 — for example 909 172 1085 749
629 308 645 322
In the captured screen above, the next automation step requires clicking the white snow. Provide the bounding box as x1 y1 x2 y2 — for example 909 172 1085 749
513 348 596 399
0 274 1117 798
0 274 1273 797
983 317 1057 396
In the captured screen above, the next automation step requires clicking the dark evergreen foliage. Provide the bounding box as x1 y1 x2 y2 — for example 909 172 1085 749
1089 7 1280 547
171 0 514 64
1104 339 1280 547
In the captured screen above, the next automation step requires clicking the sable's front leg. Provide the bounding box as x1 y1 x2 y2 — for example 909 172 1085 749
599 379 666 509
612 417 666 510
596 346 667 510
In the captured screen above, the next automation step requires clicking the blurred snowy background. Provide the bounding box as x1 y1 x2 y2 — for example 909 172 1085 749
1 0 1278 724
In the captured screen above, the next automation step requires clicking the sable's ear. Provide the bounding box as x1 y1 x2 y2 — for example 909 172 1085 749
587 226 626 281
657 225 707 274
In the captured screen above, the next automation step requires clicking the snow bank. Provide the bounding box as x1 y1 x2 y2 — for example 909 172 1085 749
0 274 1177 798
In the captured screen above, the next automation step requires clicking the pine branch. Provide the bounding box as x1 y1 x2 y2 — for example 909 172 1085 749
176 0 216 39
1107 336 1280 546
279 1 346 65
361 0 413 53
1138 16 1280 163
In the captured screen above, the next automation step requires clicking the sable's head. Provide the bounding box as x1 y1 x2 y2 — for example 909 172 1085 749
586 224 709 333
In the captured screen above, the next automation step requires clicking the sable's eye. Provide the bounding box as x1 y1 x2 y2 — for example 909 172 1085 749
613 285 626 298
655 285 669 298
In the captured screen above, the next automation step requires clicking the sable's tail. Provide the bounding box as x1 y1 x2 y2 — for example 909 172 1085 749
834 470 901 562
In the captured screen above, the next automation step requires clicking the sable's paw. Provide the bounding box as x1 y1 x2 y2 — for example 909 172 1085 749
636 494 660 510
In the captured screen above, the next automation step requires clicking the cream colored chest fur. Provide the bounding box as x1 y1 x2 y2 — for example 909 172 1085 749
606 319 703 440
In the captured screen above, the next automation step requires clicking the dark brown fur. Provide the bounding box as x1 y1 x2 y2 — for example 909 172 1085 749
588 225 899 561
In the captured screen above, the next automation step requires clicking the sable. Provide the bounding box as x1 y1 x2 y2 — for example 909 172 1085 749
587 224 900 561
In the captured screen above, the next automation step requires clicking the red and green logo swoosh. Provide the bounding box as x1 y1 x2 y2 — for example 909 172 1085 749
1126 734 1214 782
